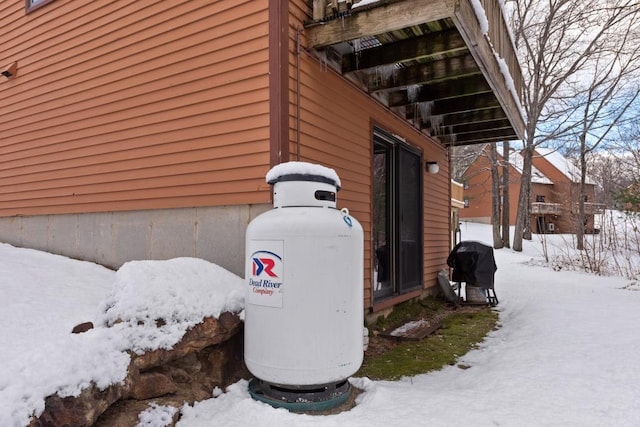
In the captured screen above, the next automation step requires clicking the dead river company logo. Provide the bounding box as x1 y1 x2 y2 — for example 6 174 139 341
248 246 284 307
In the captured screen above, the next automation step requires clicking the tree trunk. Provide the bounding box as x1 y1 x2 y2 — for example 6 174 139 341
513 145 534 252
507 0 640 250
523 179 532 240
576 135 587 250
501 141 511 248
488 143 504 249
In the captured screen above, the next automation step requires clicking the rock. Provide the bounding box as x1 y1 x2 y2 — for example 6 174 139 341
31 366 136 427
32 312 248 426
132 313 242 371
129 371 177 400
71 321 94 334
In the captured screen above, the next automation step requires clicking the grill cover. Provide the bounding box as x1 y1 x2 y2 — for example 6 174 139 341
446 241 497 288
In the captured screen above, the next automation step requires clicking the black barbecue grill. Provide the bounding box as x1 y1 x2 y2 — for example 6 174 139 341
446 241 498 306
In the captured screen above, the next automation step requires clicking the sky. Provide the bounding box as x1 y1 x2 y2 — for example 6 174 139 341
1 220 640 426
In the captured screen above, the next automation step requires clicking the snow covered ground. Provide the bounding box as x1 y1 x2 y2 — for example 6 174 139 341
1 221 640 426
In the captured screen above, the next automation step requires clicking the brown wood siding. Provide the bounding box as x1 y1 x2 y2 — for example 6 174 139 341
0 0 271 216
461 152 493 221
289 1 451 312
269 0 289 166
461 149 522 225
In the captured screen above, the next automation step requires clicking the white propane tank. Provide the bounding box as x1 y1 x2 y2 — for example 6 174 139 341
244 162 364 387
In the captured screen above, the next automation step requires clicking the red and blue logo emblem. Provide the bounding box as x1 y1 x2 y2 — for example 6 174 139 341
248 246 284 307
251 251 281 278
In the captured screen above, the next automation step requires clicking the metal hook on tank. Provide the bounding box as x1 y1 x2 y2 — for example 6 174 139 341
341 208 353 227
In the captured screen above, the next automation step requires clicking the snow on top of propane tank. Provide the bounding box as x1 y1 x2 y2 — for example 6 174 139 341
265 161 341 188
97 257 245 354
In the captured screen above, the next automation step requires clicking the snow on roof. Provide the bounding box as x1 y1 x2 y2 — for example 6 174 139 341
508 151 553 184
535 147 595 185
266 161 341 188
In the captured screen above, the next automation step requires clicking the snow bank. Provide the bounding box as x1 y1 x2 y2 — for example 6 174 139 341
98 257 245 354
0 252 245 426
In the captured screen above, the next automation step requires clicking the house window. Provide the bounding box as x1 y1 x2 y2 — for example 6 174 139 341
464 198 470 208
26 0 54 12
536 195 546 202
372 128 423 302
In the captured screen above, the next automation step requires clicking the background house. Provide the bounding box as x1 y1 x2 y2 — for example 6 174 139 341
531 148 603 233
460 146 603 234
0 0 523 316
451 180 465 247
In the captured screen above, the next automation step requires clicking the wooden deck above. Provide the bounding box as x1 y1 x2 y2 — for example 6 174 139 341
305 0 525 146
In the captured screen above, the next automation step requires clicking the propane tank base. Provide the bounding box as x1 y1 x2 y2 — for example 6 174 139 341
248 378 351 412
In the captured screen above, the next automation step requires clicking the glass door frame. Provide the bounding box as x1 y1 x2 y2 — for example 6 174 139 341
372 127 424 303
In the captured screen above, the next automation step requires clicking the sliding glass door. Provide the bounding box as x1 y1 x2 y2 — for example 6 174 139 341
373 129 423 302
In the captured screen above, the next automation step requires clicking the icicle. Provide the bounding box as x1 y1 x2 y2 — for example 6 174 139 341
407 85 421 103
352 38 361 70
430 114 444 134
318 50 328 72
375 64 397 85
417 101 434 121
352 38 361 53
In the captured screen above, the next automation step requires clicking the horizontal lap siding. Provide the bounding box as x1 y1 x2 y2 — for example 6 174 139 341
375 110 451 288
461 153 492 220
0 0 271 216
289 1 450 311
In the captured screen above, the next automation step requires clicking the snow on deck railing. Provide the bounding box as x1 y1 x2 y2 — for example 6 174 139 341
471 0 526 123
470 0 490 34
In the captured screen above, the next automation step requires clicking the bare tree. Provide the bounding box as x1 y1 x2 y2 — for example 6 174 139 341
501 141 511 247
573 51 640 249
450 145 485 181
452 142 512 248
488 143 504 248
615 121 640 184
590 153 631 207
507 0 639 251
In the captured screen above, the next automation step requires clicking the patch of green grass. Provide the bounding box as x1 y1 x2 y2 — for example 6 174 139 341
373 297 444 331
357 305 499 381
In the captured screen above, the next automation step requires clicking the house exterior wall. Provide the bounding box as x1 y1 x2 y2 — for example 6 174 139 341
1 0 452 314
460 152 493 223
289 0 451 312
531 152 597 233
0 0 273 274
531 184 555 202
460 149 519 225
530 182 558 233
0 0 272 217
461 147 598 234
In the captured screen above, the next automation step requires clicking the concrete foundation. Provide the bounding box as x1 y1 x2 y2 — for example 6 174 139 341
0 204 271 276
